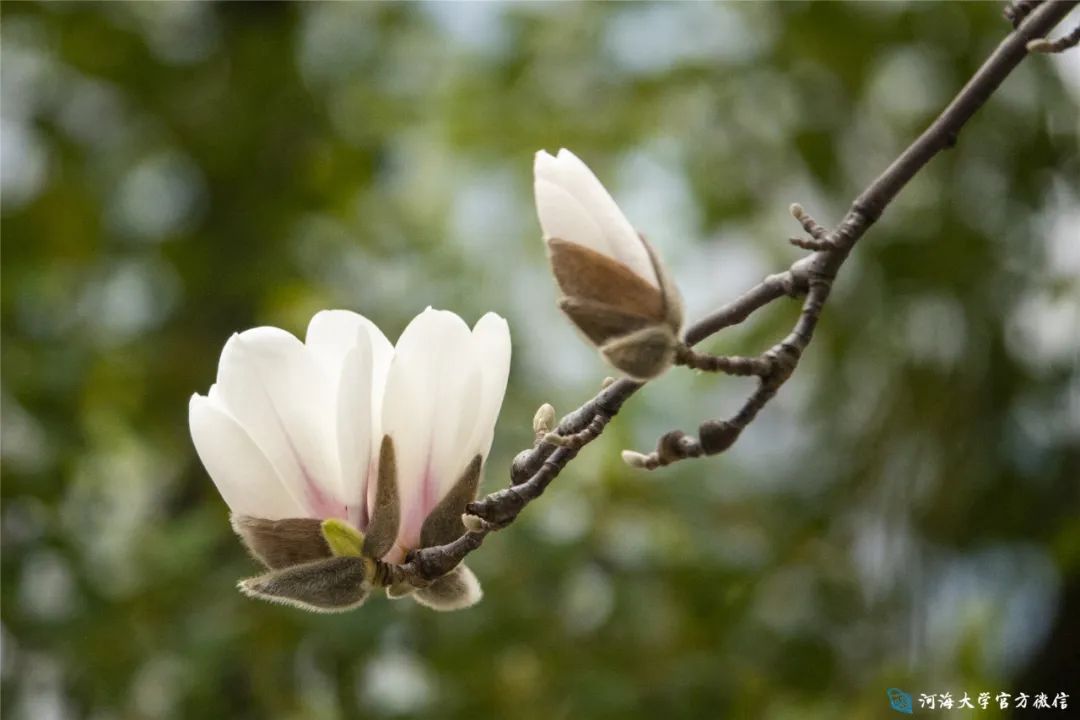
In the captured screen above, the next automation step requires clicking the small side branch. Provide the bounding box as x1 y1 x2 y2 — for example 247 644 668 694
543 412 612 449
673 344 772 377
628 280 831 470
1027 23 1080 51
789 203 837 251
1005 0 1045 27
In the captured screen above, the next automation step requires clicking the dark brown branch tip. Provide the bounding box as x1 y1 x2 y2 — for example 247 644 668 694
698 420 742 455
1005 0 1044 27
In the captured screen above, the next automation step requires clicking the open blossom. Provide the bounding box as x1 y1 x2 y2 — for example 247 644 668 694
188 307 510 612
534 148 683 380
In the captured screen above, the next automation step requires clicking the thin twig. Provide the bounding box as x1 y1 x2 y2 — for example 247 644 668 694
396 0 1078 584
543 412 612 449
1005 0 1045 27
1027 23 1080 51
673 344 771 377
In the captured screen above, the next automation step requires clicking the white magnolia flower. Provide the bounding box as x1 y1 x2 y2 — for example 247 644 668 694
188 307 510 612
533 148 683 380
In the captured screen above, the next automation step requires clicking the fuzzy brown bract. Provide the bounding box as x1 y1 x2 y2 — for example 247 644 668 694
547 235 683 380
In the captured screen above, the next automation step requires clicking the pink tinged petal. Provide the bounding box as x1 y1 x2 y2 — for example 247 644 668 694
334 345 374 530
463 312 512 463
213 328 345 520
381 308 480 552
548 148 658 288
188 394 303 519
305 310 393 529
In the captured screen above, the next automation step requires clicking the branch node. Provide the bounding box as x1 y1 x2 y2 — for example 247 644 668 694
468 486 527 526
541 411 610 450
698 420 742 455
542 431 571 447
774 269 805 298
623 429 705 471
792 266 826 305
1027 24 1080 53
658 430 703 465
1004 0 1043 28
510 449 536 485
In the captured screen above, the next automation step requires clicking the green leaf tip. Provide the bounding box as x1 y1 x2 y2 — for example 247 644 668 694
321 519 365 557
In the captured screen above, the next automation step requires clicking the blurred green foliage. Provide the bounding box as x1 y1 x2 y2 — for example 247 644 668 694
2 2 1078 719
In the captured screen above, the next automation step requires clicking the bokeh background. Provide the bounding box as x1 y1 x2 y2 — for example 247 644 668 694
2 2 1078 718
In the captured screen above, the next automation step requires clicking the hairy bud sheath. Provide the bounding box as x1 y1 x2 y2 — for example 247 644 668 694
534 149 683 380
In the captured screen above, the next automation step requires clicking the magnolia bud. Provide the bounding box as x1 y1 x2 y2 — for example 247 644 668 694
533 403 557 436
461 513 486 533
620 450 653 469
534 149 683 380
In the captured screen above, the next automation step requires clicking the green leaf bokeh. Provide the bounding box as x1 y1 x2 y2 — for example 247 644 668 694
2 2 1078 718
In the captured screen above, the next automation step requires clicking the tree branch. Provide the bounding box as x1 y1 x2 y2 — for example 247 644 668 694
397 0 1078 584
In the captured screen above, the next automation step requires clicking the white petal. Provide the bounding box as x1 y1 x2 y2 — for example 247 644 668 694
462 312 511 463
305 310 394 528
381 308 482 552
214 328 345 519
334 345 373 529
534 178 611 257
305 310 393 398
189 394 304 519
552 148 658 287
533 148 561 183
